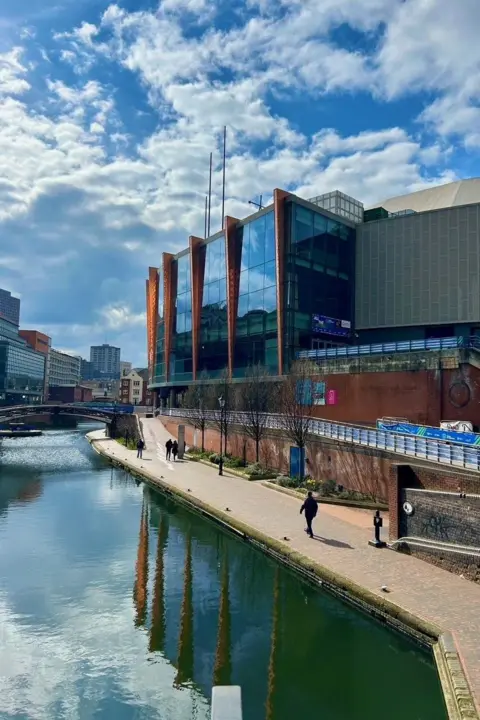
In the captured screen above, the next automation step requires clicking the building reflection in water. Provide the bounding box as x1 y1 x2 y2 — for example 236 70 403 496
213 551 232 688
174 531 194 687
265 568 280 720
133 498 149 627
149 513 169 654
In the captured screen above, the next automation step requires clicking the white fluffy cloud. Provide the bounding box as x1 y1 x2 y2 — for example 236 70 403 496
0 0 476 362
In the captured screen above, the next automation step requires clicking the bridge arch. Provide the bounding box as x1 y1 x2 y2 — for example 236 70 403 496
0 404 116 426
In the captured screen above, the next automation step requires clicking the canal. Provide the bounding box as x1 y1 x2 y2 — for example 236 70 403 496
0 426 447 719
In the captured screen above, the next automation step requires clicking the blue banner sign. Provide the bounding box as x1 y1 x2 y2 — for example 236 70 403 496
312 314 351 337
377 420 480 447
289 446 305 478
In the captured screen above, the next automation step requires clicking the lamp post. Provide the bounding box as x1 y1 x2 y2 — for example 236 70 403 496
218 395 225 476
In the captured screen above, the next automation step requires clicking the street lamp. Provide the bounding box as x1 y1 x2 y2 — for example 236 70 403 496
218 395 225 476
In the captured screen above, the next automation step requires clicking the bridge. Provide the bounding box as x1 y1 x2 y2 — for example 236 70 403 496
0 404 118 426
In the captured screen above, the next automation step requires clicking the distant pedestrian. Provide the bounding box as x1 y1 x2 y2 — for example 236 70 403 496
172 440 178 461
166 439 173 460
300 491 318 538
136 439 145 459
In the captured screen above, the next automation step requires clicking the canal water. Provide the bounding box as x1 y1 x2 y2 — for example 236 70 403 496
0 426 447 720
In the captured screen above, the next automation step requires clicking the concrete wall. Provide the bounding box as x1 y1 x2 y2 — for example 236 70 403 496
356 203 480 329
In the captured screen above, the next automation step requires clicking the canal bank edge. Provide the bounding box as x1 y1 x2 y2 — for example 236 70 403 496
87 433 478 720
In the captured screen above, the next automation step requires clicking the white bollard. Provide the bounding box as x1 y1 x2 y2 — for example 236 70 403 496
211 686 243 720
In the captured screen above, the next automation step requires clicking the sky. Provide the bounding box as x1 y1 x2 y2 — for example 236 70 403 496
0 0 479 365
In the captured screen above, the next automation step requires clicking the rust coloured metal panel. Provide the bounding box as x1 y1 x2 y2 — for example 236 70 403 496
225 216 240 378
189 236 204 380
273 189 290 376
146 267 159 381
163 254 176 383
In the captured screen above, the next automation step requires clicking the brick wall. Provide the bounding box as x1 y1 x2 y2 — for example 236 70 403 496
162 418 390 501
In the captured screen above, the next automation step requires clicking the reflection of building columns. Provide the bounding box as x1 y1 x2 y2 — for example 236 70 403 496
213 554 232 687
189 236 205 381
174 532 194 686
133 499 149 628
265 568 281 720
149 514 169 653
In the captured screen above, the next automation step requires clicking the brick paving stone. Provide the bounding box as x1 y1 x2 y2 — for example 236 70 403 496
90 419 480 711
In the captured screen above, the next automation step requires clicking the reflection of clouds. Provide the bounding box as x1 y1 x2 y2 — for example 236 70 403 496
0 580 209 720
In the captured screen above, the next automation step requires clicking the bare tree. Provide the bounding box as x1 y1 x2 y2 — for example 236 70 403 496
182 371 211 451
209 367 237 458
278 359 320 479
238 363 274 463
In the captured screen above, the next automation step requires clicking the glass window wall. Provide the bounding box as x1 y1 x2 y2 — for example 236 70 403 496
284 202 355 368
198 237 228 377
154 266 166 384
171 253 193 383
234 211 278 376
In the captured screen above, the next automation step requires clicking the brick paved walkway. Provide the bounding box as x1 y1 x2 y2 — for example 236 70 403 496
90 419 480 711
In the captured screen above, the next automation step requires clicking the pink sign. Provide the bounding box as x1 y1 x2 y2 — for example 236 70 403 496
327 389 337 405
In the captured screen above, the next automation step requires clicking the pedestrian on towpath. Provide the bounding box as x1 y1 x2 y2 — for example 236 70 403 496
171 440 178 461
137 438 145 459
165 438 173 460
300 491 318 538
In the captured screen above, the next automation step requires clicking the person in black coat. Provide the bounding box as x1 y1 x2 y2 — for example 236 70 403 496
300 491 318 538
171 440 178 461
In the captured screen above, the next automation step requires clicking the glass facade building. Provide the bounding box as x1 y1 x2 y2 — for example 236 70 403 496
146 190 356 397
0 318 45 405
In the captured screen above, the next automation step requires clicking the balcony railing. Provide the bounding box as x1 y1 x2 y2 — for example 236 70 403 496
160 408 480 472
297 335 480 361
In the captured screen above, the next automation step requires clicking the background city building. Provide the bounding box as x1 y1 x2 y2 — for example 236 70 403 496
82 378 120 401
120 368 152 405
0 288 20 326
120 361 132 376
90 344 121 379
48 349 81 388
0 317 45 405
19 330 51 398
48 385 93 403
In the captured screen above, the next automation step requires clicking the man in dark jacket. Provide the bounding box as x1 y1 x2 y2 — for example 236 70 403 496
300 491 318 538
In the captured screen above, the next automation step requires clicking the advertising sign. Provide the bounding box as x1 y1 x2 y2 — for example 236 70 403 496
312 314 351 337
326 389 337 405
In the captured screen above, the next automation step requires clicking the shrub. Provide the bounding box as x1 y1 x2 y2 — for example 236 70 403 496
209 453 221 465
277 475 302 488
225 456 245 469
318 477 337 496
246 462 265 477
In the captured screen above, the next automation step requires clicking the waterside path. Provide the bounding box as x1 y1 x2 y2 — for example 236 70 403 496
88 418 480 719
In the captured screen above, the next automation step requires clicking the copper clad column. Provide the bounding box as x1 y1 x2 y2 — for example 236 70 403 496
273 189 289 376
225 216 240 379
146 267 159 382
162 253 175 383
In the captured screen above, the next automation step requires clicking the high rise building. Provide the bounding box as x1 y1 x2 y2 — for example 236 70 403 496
90 344 121 379
0 288 20 326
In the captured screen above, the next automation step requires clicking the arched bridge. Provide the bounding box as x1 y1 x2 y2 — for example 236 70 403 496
0 404 118 426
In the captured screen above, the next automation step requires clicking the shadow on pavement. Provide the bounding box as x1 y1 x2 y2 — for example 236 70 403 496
313 535 353 549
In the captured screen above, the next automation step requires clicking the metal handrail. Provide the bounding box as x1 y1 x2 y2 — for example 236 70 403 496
160 408 480 471
297 335 480 361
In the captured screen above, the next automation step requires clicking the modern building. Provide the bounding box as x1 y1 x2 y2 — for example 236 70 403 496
90 344 121 380
0 317 45 405
146 188 355 403
0 288 20 326
48 349 81 389
120 361 132 377
146 178 480 423
19 330 51 398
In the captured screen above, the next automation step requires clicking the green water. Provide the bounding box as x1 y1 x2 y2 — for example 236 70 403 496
0 426 447 720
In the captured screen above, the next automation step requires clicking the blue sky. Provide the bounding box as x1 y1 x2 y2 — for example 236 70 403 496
0 0 478 364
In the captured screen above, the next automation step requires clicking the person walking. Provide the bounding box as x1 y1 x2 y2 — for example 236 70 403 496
300 491 318 538
171 440 178 461
136 438 145 459
165 438 173 460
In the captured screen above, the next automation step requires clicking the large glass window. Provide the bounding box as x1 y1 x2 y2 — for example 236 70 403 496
0 341 45 400
171 253 193 383
284 202 355 369
198 237 228 377
234 211 278 376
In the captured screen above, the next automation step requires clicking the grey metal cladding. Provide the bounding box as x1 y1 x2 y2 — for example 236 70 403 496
355 204 480 329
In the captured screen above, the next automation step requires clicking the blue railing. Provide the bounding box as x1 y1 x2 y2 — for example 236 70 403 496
297 336 480 360
161 408 480 471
